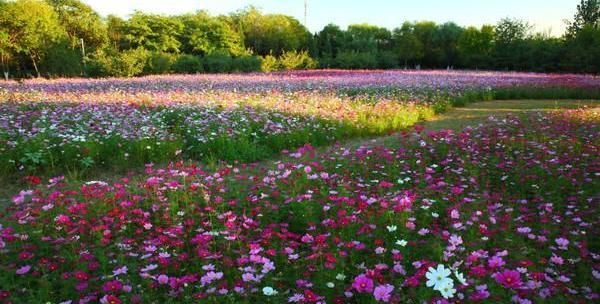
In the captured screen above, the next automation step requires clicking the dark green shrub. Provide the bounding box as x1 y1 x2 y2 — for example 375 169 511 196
232 55 262 72
335 51 377 69
41 40 83 77
172 54 203 74
144 52 176 75
203 52 233 73
377 51 399 69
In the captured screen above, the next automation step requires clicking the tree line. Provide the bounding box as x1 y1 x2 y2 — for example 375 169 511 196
0 0 599 79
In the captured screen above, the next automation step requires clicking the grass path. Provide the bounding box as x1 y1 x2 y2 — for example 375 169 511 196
339 99 599 149
1 99 598 206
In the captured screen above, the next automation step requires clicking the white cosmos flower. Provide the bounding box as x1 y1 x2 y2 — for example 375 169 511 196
386 225 398 232
439 280 456 299
262 286 278 296
396 239 408 247
426 264 453 291
336 273 346 281
454 271 468 286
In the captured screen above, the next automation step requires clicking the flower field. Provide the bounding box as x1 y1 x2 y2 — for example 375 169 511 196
1 70 599 177
0 107 598 303
0 70 599 303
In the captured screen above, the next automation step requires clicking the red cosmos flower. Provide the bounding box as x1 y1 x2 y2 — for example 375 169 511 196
23 176 41 185
303 289 320 302
73 270 90 281
494 270 522 289
0 290 10 300
102 295 122 304
102 280 124 293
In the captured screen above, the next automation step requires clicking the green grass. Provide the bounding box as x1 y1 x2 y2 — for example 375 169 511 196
424 99 599 130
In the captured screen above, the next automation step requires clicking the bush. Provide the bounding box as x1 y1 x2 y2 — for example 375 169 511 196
144 52 175 75
114 48 149 77
41 40 83 77
279 50 317 70
261 54 280 72
203 52 233 73
317 55 335 69
172 54 203 74
335 51 378 69
377 51 399 69
85 48 118 77
232 55 262 72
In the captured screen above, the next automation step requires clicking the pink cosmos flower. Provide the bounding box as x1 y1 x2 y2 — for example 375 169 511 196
352 274 374 293
373 284 394 302
494 270 522 289
16 265 31 275
157 274 169 285
555 237 569 249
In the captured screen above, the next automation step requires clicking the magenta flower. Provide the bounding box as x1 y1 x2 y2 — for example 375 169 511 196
373 284 394 302
494 270 522 289
352 274 374 293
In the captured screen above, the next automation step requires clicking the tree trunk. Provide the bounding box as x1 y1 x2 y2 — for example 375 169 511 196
30 54 40 78
0 55 8 80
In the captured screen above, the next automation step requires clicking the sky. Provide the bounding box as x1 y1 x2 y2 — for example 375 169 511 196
82 0 579 36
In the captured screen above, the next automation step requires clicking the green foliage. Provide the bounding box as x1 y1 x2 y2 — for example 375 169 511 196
203 52 233 73
392 22 424 68
172 54 203 74
567 0 599 36
231 7 312 56
335 51 377 69
178 12 245 56
40 39 82 77
457 25 494 69
278 50 317 70
86 47 149 77
0 0 65 77
232 55 262 72
261 54 280 72
562 25 600 73
377 51 398 69
121 12 184 53
144 52 175 75
116 48 149 77
46 0 108 51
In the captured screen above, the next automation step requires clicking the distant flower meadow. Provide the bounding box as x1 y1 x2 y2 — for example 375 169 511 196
1 70 599 176
0 108 598 303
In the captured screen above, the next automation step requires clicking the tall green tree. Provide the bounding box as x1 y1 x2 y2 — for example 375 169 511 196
121 12 184 53
567 0 600 36
47 0 108 51
231 7 311 56
435 22 464 68
316 24 344 58
392 22 424 68
178 12 245 56
412 21 439 67
345 24 392 53
0 0 65 77
494 18 531 70
457 25 495 69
